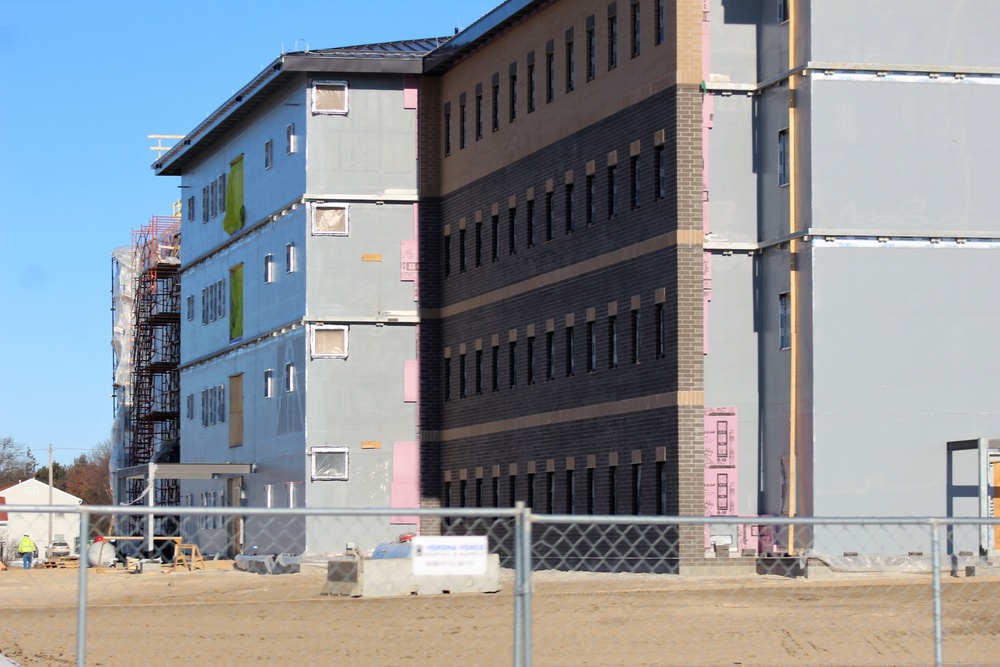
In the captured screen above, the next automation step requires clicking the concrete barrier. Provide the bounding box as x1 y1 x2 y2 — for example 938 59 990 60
320 554 501 598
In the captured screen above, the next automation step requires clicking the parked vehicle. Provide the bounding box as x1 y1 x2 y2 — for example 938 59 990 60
48 541 71 558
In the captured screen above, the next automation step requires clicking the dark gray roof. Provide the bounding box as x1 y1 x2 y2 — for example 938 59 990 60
424 0 544 74
153 37 448 176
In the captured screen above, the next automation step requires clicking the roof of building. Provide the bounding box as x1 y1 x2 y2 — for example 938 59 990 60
153 36 450 176
424 0 544 74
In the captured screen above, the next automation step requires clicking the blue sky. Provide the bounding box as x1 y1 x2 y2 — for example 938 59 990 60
0 0 490 466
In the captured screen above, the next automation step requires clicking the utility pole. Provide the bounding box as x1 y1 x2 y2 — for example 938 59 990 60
48 443 53 556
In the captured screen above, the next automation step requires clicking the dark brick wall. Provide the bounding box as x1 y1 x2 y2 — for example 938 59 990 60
419 84 705 537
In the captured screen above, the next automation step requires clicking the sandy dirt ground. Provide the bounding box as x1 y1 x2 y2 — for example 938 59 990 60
1 561 999 666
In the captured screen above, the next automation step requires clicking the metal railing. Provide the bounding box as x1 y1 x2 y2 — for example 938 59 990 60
1 505 998 667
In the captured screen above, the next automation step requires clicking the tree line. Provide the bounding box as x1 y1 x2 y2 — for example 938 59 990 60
0 435 113 505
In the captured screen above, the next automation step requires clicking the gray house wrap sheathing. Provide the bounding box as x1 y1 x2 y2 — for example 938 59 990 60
149 39 447 556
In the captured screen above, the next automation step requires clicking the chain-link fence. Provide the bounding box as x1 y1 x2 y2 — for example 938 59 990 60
1 506 999 666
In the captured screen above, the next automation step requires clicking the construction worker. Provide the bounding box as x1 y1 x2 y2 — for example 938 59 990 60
18 534 36 570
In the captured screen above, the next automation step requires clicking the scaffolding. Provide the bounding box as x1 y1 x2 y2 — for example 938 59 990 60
126 216 182 514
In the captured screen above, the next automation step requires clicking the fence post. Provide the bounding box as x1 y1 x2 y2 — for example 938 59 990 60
513 501 533 667
931 521 943 667
76 509 91 667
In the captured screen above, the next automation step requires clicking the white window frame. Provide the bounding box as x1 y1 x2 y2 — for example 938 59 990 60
264 369 274 398
311 80 349 115
285 243 297 273
264 253 275 284
217 279 226 319
217 384 226 423
201 288 208 325
208 283 217 322
187 195 195 222
201 390 208 427
310 324 349 359
186 295 194 321
218 174 226 213
209 386 217 425
186 394 194 420
210 180 217 217
264 139 273 170
779 292 791 350
284 362 295 392
310 447 350 481
311 202 350 236
202 186 209 223
286 123 297 154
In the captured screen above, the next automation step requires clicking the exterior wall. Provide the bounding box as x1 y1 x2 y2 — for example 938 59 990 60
175 70 421 555
0 480 82 558
423 0 707 562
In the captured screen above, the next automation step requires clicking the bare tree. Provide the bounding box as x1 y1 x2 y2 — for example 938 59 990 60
0 436 37 489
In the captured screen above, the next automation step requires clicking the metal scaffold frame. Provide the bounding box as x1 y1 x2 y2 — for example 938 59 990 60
127 216 182 520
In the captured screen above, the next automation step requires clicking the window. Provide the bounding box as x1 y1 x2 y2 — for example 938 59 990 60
587 321 597 372
492 476 500 509
655 302 666 358
508 207 517 255
492 345 500 392
201 288 208 325
587 27 596 81
491 215 500 262
285 243 296 273
476 478 483 508
527 473 536 509
459 228 467 273
209 386 215 424
444 357 452 401
526 199 535 248
312 203 348 235
565 183 575 234
509 73 517 122
460 102 467 149
509 474 517 507
565 326 575 377
779 292 791 349
607 166 618 218
217 384 226 424
527 61 536 113
632 308 641 364
201 390 208 427
202 186 209 223
186 295 194 321
546 51 555 103
545 191 554 241
631 1 641 58
509 341 517 388
186 394 193 420
444 233 452 278
460 353 467 398
311 447 349 481
609 465 618 514
527 335 535 385
208 283 217 322
218 174 226 213
586 175 596 225
264 253 274 284
284 362 296 392
656 0 665 45
475 221 483 267
632 463 642 514
264 139 273 170
546 471 555 513
491 82 500 132
657 461 668 514
210 180 217 218
475 349 483 395
187 195 195 222
475 92 483 140
778 128 790 186
608 14 618 70
566 470 576 514
631 155 641 209
216 279 226 319
264 369 274 398
608 314 619 368
587 468 596 514
286 123 297 154
546 331 555 380
778 0 789 23
655 145 666 200
444 108 452 156
311 325 348 358
565 39 575 92
312 81 348 115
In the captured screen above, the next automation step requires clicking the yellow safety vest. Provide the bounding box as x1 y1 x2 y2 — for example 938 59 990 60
18 537 35 554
